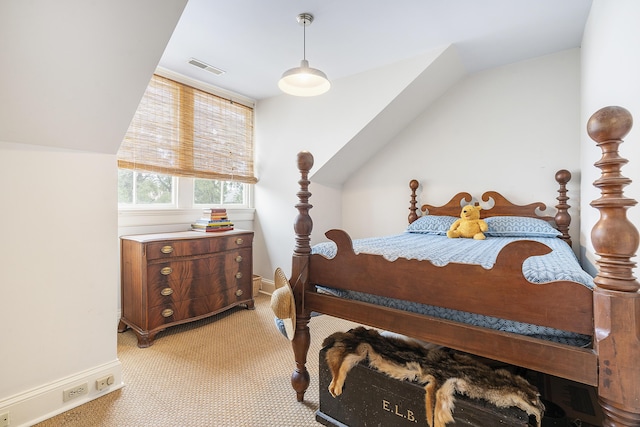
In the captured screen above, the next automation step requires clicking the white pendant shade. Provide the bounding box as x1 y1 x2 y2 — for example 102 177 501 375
279 13 330 97
278 59 331 96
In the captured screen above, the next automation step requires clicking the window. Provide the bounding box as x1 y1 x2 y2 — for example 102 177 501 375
194 178 245 205
117 172 249 209
117 73 255 210
118 170 174 206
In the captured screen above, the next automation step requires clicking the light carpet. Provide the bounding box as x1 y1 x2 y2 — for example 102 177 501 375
35 293 358 427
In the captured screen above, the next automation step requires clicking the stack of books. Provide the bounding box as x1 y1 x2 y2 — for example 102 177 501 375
191 208 234 232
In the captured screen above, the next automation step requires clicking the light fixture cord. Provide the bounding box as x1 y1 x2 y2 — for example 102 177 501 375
302 19 306 60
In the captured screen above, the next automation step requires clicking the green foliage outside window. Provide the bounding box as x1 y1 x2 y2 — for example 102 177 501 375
118 169 133 203
118 170 245 206
194 179 244 205
118 170 173 205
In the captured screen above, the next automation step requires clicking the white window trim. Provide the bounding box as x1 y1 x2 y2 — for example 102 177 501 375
118 177 255 228
118 173 254 209
118 207 255 228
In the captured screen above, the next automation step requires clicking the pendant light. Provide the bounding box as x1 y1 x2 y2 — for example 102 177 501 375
278 13 331 97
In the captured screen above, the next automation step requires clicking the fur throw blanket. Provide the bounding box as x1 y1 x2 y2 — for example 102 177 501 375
322 327 544 427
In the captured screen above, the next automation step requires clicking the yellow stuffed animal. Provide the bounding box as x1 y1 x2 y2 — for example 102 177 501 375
447 205 488 240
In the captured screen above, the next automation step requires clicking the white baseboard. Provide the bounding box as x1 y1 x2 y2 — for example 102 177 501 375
0 360 123 427
260 278 275 295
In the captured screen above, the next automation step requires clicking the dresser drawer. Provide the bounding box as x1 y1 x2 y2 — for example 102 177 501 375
146 239 211 260
146 249 252 307
146 233 252 260
148 287 250 330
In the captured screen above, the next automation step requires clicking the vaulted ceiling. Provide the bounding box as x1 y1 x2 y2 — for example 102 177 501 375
159 0 593 100
0 1 592 155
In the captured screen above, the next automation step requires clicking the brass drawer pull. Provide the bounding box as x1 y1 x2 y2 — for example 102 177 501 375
160 287 174 296
235 255 243 263
235 272 243 279
161 308 174 318
235 238 244 245
161 266 173 275
161 245 174 254
235 289 244 297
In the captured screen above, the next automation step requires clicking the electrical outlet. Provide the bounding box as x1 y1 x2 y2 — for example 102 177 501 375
0 411 9 427
96 374 115 391
63 383 88 402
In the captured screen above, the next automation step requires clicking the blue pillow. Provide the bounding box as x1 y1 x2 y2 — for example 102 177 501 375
406 215 457 235
484 216 561 237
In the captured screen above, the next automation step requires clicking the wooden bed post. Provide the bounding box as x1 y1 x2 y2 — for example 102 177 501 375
554 169 572 246
409 179 420 224
291 151 314 402
587 106 640 426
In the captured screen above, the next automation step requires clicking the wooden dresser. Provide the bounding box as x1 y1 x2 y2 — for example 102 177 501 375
118 229 254 347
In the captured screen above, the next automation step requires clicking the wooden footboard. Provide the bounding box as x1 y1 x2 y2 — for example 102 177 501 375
310 230 592 335
289 106 640 426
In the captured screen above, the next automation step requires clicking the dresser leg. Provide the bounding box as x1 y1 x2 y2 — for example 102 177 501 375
133 330 156 348
117 319 128 333
246 299 255 310
118 320 156 347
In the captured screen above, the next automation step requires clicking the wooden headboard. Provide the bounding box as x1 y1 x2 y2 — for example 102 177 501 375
407 169 572 245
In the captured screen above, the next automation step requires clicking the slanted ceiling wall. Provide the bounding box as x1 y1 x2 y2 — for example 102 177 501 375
311 45 466 186
342 49 582 242
0 2 187 426
0 1 187 154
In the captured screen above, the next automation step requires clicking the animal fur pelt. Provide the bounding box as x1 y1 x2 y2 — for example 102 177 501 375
322 327 544 427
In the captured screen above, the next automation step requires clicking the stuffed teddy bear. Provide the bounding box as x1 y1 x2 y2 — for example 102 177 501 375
447 204 488 240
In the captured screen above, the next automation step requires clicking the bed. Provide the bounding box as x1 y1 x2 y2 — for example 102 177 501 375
285 106 640 426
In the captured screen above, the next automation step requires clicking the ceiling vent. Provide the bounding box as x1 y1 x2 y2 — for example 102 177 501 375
188 58 225 76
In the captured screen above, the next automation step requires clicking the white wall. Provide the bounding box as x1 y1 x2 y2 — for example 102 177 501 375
0 2 187 425
0 144 123 425
343 50 582 243
580 0 640 272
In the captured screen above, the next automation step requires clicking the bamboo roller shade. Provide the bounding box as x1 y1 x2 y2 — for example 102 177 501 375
118 74 256 184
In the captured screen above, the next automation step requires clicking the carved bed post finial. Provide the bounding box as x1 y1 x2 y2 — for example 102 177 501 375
587 106 639 292
554 169 572 246
408 180 420 224
294 151 314 256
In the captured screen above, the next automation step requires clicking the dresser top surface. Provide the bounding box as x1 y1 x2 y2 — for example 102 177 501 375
121 229 253 243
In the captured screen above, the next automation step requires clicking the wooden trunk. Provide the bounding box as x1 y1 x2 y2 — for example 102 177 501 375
317 348 536 427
